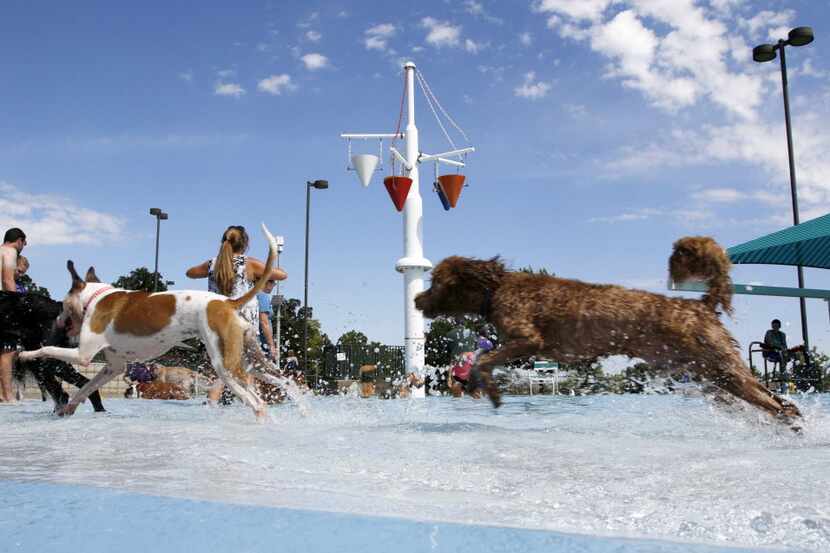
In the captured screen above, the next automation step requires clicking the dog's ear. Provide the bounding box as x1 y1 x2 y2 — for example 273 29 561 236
460 256 505 286
85 266 101 283
67 260 86 292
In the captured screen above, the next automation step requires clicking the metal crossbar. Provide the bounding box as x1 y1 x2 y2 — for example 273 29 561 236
669 280 830 299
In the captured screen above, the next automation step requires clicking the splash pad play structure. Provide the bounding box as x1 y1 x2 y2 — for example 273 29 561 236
5 62 830 553
2 394 829 552
341 62 475 385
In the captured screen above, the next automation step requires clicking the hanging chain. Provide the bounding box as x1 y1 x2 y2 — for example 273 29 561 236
416 70 457 153
417 69 470 144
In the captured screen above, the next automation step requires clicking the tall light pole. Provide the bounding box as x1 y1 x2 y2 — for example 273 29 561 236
149 208 168 292
753 26 814 350
271 236 285 368
303 180 328 387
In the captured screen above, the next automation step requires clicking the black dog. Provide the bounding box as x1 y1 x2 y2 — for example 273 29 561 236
0 291 105 412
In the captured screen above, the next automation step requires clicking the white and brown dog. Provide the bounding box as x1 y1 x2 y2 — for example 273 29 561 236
20 224 294 421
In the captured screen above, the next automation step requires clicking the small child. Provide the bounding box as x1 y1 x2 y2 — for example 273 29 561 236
14 256 29 293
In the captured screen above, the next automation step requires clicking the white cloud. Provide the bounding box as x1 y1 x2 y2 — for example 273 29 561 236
538 2 765 120
478 64 505 82
464 0 484 16
297 11 319 29
305 30 322 42
691 188 743 203
214 82 245 97
534 0 613 22
519 32 533 46
589 207 712 225
0 182 124 246
514 71 551 99
691 188 784 206
217 69 235 78
464 0 503 24
798 59 827 79
609 113 830 207
421 17 461 48
563 103 587 118
739 10 794 40
257 74 295 95
464 38 484 54
365 23 396 51
178 70 193 82
300 53 329 70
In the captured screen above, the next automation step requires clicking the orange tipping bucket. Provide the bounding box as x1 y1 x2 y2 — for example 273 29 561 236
383 176 412 212
437 175 465 208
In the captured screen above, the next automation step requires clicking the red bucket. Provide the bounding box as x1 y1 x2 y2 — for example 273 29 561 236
437 175 465 208
384 176 413 212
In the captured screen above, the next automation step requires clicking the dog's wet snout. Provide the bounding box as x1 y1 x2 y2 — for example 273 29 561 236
414 291 429 311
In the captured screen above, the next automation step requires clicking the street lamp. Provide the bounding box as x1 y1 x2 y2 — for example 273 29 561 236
303 180 328 386
753 26 814 350
270 235 285 368
149 208 169 292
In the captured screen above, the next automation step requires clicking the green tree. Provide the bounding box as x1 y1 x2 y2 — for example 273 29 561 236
269 297 329 376
565 358 604 385
425 317 456 367
17 274 50 297
338 330 369 347
112 267 168 292
519 266 555 276
813 349 830 392
424 315 487 367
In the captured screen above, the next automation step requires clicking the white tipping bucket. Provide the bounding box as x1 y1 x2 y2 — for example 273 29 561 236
351 154 379 188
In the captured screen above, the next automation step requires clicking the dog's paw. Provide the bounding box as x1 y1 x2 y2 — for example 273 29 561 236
55 403 78 417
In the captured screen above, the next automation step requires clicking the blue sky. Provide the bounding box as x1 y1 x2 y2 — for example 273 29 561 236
2 0 830 360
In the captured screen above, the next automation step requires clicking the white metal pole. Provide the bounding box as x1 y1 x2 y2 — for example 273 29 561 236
395 61 432 385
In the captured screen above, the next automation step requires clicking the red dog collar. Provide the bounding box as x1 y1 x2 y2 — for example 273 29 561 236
83 286 114 313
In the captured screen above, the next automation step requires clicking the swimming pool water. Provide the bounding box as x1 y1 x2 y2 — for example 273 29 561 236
1 393 827 552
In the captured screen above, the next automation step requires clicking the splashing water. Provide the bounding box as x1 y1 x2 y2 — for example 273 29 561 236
0 393 828 551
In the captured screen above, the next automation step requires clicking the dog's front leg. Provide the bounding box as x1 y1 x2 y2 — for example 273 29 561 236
473 339 541 408
53 363 105 412
59 354 125 417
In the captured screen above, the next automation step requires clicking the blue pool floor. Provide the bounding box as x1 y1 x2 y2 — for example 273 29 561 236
1 480 796 553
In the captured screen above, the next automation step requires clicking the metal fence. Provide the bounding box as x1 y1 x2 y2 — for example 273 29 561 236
320 344 405 383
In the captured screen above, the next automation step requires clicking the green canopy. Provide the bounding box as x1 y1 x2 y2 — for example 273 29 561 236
728 213 830 270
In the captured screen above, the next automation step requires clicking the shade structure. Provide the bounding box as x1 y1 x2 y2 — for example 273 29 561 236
383 176 412 212
437 174 465 208
728 212 830 269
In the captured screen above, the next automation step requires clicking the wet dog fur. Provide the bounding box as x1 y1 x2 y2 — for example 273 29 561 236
414 236 800 424
0 291 104 412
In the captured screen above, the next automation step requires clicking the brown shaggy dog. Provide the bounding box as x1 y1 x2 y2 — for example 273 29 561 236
415 236 800 424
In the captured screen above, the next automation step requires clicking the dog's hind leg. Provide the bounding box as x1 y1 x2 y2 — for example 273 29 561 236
708 354 801 423
204 337 269 422
661 343 801 424
211 361 269 422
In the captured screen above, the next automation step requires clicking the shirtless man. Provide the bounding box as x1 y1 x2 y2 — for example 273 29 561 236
1 228 27 402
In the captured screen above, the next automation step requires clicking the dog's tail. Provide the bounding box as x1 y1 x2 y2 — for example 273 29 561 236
669 236 733 316
228 223 278 311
